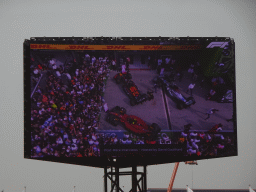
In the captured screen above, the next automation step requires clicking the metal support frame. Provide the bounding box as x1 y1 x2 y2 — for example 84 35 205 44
167 161 198 192
103 162 147 192
167 162 180 192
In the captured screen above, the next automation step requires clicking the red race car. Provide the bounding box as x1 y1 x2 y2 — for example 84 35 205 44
106 106 161 137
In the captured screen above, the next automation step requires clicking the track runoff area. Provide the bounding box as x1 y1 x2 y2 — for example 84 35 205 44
98 69 234 143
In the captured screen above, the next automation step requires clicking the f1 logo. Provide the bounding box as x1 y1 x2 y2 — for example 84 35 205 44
206 42 229 48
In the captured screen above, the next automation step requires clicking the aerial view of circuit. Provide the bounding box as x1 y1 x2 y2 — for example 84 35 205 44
30 44 236 159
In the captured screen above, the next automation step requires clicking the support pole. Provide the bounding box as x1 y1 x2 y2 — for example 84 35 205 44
115 166 119 192
132 165 137 192
142 169 144 191
106 173 124 192
111 166 114 191
104 166 108 192
104 164 146 192
167 162 180 192
143 165 147 192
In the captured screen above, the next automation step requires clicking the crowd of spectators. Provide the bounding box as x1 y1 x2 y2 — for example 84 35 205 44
30 53 234 158
102 132 172 145
153 60 235 156
103 133 145 145
31 54 111 158
177 123 234 157
30 57 44 92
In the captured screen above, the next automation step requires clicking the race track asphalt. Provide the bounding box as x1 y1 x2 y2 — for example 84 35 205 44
99 70 234 133
99 70 169 133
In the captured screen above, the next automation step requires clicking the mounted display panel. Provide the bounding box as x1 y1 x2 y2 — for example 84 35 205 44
24 37 237 168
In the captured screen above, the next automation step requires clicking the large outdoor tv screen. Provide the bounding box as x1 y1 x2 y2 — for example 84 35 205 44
24 37 237 167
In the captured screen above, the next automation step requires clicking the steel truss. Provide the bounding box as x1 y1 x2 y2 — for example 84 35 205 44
104 163 147 192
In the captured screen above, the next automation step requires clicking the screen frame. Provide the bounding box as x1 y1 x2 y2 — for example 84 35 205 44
24 37 237 168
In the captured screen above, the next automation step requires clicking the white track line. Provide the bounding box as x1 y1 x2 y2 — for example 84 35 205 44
165 90 171 123
161 88 169 129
